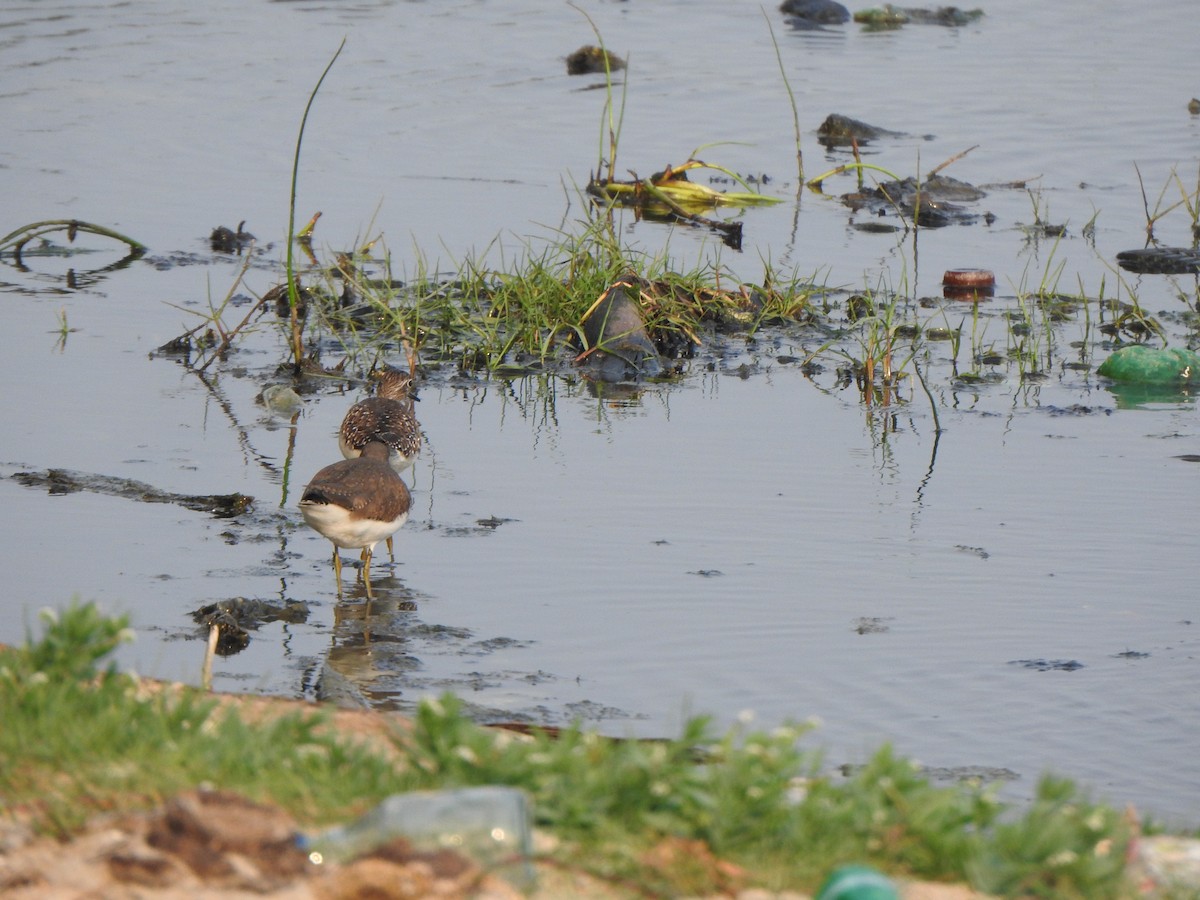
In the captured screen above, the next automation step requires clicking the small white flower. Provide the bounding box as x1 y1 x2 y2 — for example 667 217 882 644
786 777 809 804
1047 850 1078 868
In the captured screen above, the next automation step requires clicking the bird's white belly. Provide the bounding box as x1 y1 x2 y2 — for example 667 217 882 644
300 501 408 550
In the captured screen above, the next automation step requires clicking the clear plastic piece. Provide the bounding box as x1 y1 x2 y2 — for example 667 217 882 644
305 786 534 887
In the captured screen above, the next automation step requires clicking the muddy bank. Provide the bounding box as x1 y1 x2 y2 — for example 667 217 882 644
3 682 1196 900
0 682 1002 900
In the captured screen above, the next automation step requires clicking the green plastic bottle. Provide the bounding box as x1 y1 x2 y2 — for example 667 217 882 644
815 864 899 900
1096 345 1200 384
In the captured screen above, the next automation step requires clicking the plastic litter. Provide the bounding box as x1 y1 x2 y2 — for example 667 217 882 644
1097 345 1200 384
816 863 900 900
303 786 534 888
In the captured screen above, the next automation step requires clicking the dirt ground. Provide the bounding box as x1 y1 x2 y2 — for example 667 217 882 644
1 686 1190 899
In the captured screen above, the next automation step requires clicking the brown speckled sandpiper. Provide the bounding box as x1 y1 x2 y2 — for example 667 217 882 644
338 366 421 472
337 366 421 561
299 441 411 598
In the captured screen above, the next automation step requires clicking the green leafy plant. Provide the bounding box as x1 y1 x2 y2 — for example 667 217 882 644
971 776 1132 899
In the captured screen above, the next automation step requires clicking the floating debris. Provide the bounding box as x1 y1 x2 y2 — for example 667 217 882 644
587 158 781 249
817 113 904 147
1008 658 1085 672
589 159 780 214
954 544 990 559
1097 345 1200 385
192 598 310 655
11 468 253 517
842 174 985 227
943 267 995 300
565 44 625 75
781 0 850 27
1116 247 1200 275
853 616 893 634
0 218 146 257
854 5 984 29
1044 404 1111 416
209 220 255 254
475 516 516 529
259 384 305 416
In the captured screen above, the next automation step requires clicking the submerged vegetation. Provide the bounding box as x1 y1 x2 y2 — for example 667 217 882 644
2 602 1184 898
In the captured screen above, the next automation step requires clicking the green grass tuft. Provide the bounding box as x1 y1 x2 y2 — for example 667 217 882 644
299 215 820 375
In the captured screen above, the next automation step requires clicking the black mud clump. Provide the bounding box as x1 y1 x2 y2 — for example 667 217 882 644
854 5 984 29
566 45 625 75
1116 247 1200 275
817 113 904 147
844 174 986 227
11 468 253 517
1112 649 1150 660
781 0 850 27
210 221 255 254
1008 658 1085 672
853 616 893 634
192 598 310 655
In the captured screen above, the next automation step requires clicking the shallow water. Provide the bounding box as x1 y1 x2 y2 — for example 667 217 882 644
2 1 1199 825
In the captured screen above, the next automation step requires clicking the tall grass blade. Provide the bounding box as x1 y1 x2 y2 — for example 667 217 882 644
285 38 347 370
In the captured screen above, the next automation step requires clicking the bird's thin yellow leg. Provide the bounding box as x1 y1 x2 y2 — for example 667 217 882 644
331 546 344 596
356 547 369 584
362 548 375 600
386 536 395 562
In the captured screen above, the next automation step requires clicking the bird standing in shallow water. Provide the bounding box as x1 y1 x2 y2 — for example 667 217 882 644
299 440 411 598
338 367 421 472
337 366 421 562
